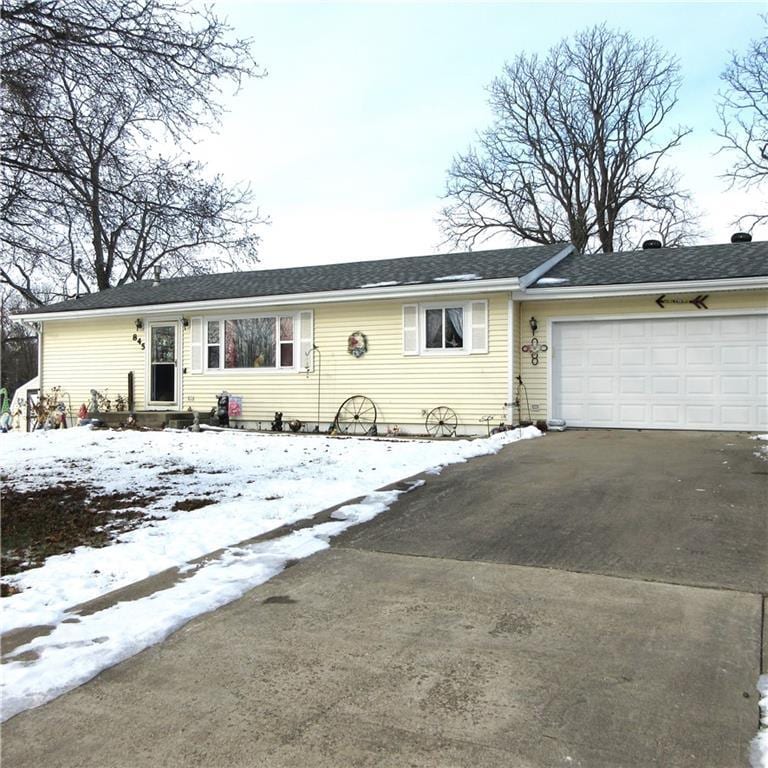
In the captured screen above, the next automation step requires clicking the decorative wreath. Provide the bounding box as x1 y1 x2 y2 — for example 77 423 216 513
347 331 368 358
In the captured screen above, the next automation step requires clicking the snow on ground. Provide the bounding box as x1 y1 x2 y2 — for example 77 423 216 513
754 434 768 462
752 675 768 768
0 425 540 720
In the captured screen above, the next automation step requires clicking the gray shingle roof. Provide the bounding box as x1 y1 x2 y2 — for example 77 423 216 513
529 240 768 288
30 244 568 314
22 240 768 316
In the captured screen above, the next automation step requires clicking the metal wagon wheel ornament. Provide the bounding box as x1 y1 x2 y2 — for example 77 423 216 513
334 395 378 435
425 406 457 438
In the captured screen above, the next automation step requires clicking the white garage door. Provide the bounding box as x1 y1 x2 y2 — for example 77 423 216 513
552 314 768 430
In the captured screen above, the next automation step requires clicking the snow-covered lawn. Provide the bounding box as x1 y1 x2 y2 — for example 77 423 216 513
1 425 540 721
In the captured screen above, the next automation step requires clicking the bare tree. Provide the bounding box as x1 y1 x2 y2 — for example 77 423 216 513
716 17 768 231
441 25 697 253
1 289 38 396
1 0 265 305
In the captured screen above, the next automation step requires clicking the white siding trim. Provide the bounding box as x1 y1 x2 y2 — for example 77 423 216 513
403 304 419 355
470 300 488 354
517 276 767 300
299 310 314 372
189 317 203 374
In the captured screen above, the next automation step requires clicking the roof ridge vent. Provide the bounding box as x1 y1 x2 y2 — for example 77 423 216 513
642 239 662 250
152 266 161 286
731 232 752 243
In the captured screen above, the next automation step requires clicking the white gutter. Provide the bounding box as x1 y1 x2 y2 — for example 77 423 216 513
12 277 524 323
516 275 767 300
518 244 575 288
37 322 43 399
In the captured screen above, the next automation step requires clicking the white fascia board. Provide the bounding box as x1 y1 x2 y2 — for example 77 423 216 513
13 277 523 323
518 244 575 288
515 275 767 300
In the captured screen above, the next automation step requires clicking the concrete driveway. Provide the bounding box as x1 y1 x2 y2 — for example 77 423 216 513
2 430 766 767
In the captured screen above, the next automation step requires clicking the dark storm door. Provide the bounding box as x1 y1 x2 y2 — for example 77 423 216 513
149 323 177 405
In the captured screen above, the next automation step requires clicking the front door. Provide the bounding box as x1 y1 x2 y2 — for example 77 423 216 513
149 323 178 407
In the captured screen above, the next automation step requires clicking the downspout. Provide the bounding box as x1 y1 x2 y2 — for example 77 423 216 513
507 294 515 425
36 321 43 396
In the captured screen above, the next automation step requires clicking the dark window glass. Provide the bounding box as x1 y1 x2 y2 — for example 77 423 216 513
224 318 276 368
425 308 443 348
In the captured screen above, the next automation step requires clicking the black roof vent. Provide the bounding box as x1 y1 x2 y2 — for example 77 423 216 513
731 232 752 243
642 239 662 250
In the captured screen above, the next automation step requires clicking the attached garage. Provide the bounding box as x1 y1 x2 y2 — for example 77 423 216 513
551 313 768 431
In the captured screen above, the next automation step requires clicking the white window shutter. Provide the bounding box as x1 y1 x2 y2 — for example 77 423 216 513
470 301 488 354
190 317 203 373
299 310 314 371
403 304 419 355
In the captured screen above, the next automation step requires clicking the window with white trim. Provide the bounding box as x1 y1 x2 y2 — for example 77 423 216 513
403 300 488 355
205 315 296 370
425 306 464 349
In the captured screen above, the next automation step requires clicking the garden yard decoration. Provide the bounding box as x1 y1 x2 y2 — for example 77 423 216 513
0 388 11 432
347 331 368 358
215 392 230 427
522 316 548 366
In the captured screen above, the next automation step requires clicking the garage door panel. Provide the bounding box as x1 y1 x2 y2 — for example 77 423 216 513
651 377 680 395
684 319 715 336
619 323 646 339
560 377 584 395
587 404 615 422
587 376 614 394
686 376 714 395
588 348 614 366
721 346 751 365
720 406 752 426
619 348 646 365
685 405 716 426
552 315 767 431
618 404 647 423
652 322 682 338
620 376 646 394
685 346 715 365
721 376 752 395
651 404 682 424
652 347 680 366
720 317 752 335
587 325 614 341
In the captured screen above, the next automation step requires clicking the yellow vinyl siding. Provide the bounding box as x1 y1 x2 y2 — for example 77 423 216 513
516 289 768 421
182 293 510 433
41 316 146 420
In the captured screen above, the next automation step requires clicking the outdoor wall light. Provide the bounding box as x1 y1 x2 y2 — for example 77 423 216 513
529 316 538 334
135 318 144 331
181 317 190 329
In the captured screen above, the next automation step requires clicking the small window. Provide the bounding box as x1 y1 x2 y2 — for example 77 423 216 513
279 316 294 367
425 307 464 350
207 322 220 369
404 301 487 356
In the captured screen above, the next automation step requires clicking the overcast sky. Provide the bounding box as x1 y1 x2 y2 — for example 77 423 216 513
197 1 765 269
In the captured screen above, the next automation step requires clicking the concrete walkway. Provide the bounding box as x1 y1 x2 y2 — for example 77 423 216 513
2 430 766 767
